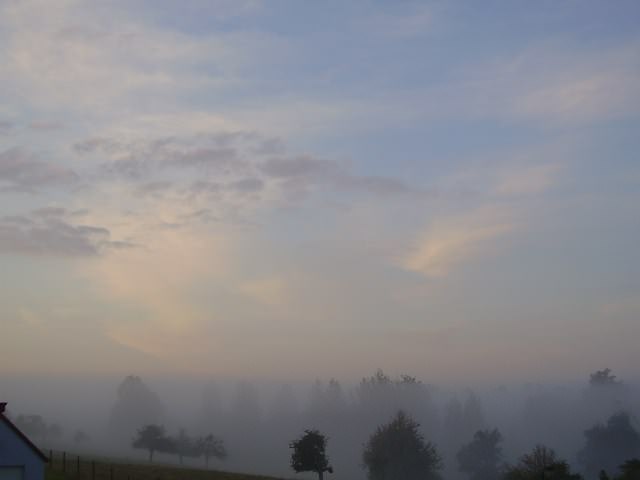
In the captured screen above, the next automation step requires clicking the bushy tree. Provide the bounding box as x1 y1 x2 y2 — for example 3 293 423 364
196 434 227 468
457 429 503 480
615 459 640 480
172 429 199 465
589 369 620 388
132 424 174 462
463 393 486 436
110 376 164 441
578 412 640 478
290 429 332 480
362 410 442 480
504 445 581 480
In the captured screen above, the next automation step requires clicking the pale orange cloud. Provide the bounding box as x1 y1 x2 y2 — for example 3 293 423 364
402 206 516 277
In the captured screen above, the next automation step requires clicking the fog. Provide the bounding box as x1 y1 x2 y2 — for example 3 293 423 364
2 368 638 479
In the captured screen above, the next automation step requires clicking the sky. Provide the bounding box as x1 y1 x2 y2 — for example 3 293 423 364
1 0 639 384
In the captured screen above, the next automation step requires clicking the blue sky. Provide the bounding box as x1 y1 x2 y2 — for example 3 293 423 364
1 0 639 383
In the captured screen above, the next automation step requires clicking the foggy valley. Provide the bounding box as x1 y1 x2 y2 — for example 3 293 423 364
2 369 639 479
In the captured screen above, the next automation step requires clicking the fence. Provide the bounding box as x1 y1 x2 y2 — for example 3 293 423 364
47 451 135 480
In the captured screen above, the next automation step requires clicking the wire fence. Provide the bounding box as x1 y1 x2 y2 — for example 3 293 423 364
47 450 136 480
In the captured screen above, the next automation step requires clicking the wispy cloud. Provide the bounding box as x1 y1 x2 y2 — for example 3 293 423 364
363 4 435 38
493 163 562 196
0 208 132 257
0 148 78 192
403 206 517 278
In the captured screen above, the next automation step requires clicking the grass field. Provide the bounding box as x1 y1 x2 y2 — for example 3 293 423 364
45 452 286 480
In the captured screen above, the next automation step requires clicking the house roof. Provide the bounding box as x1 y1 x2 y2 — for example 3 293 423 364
0 403 49 463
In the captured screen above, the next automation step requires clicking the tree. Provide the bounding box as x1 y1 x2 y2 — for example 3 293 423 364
463 393 485 437
589 369 620 388
173 429 199 465
578 412 640 478
110 376 164 441
362 410 442 480
615 459 640 480
290 429 332 480
132 424 174 462
195 434 227 468
200 381 224 434
504 445 581 480
457 429 503 480
444 396 465 451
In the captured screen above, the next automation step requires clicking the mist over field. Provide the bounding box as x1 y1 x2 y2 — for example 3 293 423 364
1 1 640 480
2 370 639 479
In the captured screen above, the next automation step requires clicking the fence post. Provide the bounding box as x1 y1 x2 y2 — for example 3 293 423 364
62 452 66 473
77 455 80 475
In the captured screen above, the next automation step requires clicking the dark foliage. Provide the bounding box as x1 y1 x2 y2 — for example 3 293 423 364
290 429 332 480
132 424 175 462
196 434 227 468
504 445 581 480
457 429 503 480
111 376 164 440
578 412 640 478
615 459 640 480
362 410 441 480
589 369 620 388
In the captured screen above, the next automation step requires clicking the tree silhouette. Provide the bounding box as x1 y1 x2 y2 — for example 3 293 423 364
615 459 640 480
110 376 164 441
578 412 640 478
456 429 503 480
589 369 620 387
132 424 174 462
362 410 441 480
196 434 227 468
173 429 199 465
504 445 581 480
290 429 332 480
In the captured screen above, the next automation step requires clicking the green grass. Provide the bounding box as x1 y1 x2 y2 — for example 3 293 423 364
46 453 285 480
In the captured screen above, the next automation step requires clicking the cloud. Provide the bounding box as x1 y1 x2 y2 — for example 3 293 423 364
29 120 64 131
403 206 517 277
459 41 640 125
73 132 415 216
261 155 334 179
134 181 173 198
494 163 562 196
0 0 282 116
0 148 78 192
364 5 435 38
0 208 133 257
513 70 640 123
260 154 415 197
77 134 252 182
228 177 264 193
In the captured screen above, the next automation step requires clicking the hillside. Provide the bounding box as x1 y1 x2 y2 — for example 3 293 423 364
45 452 286 480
